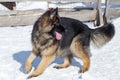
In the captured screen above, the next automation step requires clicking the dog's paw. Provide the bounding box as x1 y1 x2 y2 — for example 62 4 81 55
25 62 32 73
27 75 34 79
27 74 38 79
27 70 43 79
27 72 38 79
53 65 64 69
79 66 89 73
53 63 70 69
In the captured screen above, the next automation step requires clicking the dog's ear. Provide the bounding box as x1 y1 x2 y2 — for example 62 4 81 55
48 8 54 10
50 7 59 19
50 7 60 24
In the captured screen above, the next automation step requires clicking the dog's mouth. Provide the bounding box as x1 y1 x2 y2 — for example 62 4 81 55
55 31 62 40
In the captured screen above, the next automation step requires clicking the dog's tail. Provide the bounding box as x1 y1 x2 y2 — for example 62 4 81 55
90 23 115 47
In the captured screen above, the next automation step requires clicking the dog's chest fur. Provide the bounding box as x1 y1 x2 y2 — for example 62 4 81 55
32 32 55 51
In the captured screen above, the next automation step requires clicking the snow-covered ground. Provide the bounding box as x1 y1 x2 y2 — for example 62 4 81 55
0 1 120 80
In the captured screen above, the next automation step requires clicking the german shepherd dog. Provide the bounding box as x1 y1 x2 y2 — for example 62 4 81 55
25 8 115 79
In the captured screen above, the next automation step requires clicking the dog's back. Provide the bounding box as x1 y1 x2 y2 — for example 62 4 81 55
59 17 90 49
59 17 115 49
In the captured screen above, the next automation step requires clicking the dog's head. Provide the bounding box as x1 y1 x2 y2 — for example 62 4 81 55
39 8 60 32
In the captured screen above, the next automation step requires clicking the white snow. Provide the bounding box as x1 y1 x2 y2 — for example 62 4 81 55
0 1 120 80
16 1 48 10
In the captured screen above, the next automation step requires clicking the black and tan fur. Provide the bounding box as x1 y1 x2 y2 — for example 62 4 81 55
25 8 115 79
25 8 65 79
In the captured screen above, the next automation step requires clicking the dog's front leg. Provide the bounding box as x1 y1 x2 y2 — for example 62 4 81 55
25 52 37 73
27 54 56 79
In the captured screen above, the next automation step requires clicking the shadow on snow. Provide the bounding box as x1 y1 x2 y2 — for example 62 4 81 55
13 51 82 74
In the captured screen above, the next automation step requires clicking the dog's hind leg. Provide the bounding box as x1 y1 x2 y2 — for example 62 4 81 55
25 51 37 73
78 51 90 73
54 56 72 69
27 54 56 79
70 41 90 73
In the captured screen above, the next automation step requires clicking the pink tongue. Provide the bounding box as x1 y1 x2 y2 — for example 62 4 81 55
55 31 62 40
